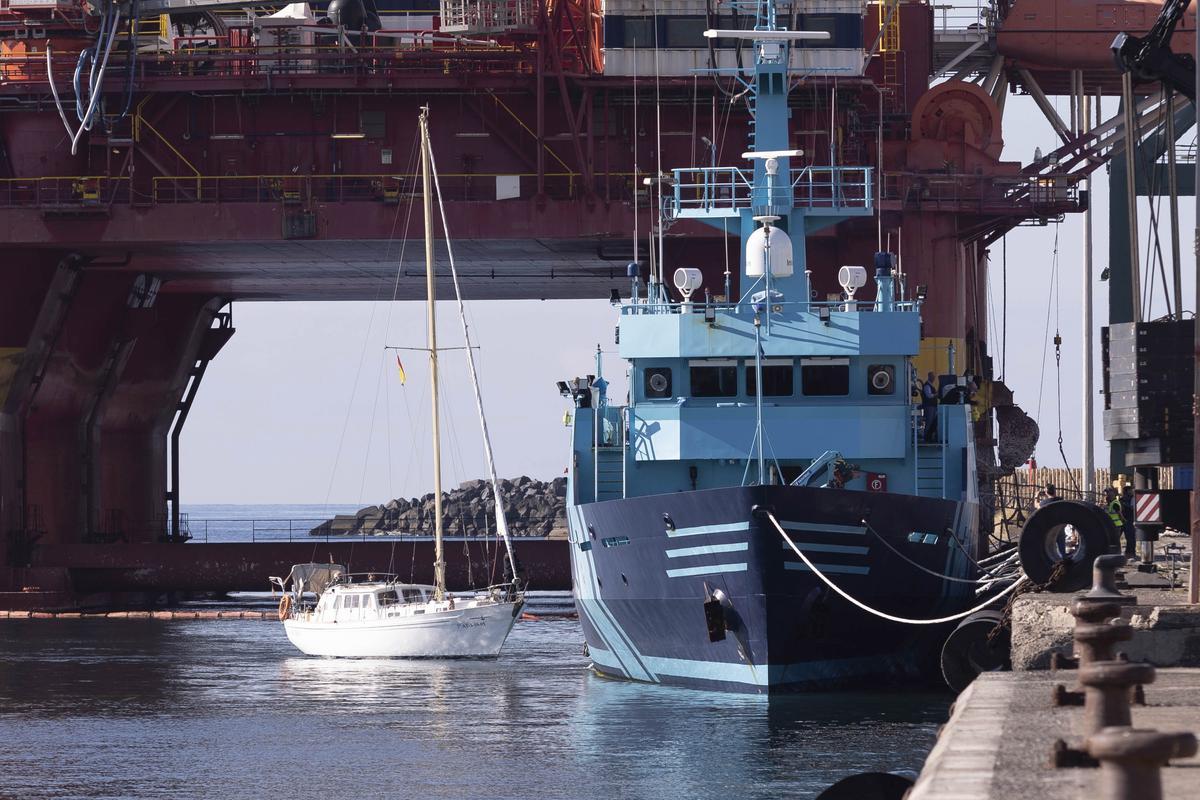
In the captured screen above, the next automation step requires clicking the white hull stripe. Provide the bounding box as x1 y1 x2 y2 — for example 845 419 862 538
777 521 867 535
778 542 869 555
667 521 751 538
784 562 871 575
666 542 749 558
666 562 749 578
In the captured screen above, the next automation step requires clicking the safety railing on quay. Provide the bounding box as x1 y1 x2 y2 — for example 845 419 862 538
182 514 564 543
666 166 873 219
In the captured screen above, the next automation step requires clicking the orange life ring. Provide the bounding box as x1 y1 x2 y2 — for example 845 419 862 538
278 594 292 621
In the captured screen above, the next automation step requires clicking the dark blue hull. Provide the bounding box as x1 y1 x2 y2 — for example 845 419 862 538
566 485 980 694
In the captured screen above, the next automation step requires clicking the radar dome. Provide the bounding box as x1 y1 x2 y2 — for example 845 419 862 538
746 226 793 278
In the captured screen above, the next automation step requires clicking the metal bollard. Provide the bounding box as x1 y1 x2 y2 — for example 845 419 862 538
1052 599 1131 705
1078 661 1156 735
1083 554 1137 605
1086 727 1198 800
1072 602 1134 670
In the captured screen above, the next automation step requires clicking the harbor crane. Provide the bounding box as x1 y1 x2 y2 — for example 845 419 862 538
1113 0 1196 101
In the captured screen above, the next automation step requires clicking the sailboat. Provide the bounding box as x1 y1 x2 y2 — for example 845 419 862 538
273 107 525 658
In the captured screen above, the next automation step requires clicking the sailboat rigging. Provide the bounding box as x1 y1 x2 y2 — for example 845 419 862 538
270 107 525 658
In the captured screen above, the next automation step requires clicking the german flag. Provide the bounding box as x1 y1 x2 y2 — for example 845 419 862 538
395 354 407 385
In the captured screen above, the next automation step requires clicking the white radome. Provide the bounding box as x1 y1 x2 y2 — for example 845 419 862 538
746 226 793 278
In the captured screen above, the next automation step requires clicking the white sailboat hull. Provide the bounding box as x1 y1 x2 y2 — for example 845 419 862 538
283 599 523 658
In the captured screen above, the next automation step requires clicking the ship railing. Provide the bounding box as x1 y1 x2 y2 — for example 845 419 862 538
882 171 1081 213
146 172 605 204
1 40 534 87
0 171 644 207
0 176 131 207
619 298 921 315
930 2 993 36
666 166 872 219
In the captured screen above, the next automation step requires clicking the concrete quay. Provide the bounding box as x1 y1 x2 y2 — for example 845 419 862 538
908 669 1200 799
1011 578 1200 671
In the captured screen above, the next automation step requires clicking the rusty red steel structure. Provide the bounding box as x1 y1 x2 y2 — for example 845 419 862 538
0 0 1159 609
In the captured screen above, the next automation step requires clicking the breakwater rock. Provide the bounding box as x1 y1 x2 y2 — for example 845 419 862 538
310 476 567 538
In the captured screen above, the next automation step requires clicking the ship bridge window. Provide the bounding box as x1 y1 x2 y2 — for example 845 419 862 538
643 367 673 399
867 364 896 395
623 17 653 48
746 359 794 397
801 358 849 396
690 360 738 397
665 17 706 48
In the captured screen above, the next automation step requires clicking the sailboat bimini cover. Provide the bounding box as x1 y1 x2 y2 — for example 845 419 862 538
286 563 346 596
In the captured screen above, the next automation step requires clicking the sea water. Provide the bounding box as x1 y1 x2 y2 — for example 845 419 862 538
0 504 948 798
0 618 946 799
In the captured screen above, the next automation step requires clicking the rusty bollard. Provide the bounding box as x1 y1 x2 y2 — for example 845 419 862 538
1086 727 1198 800
1079 660 1156 735
1073 600 1131 668
1052 599 1131 705
1084 554 1137 605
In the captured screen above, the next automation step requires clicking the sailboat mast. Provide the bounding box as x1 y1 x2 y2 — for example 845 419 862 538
420 106 446 601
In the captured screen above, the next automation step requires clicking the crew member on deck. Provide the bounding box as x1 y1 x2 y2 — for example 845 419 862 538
920 371 938 442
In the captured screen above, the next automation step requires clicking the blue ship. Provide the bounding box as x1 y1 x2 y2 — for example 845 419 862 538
558 1 983 693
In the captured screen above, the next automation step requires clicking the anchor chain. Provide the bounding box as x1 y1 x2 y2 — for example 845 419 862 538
987 559 1069 645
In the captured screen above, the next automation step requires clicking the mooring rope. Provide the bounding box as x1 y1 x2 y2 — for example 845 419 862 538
859 519 1007 585
764 511 1027 626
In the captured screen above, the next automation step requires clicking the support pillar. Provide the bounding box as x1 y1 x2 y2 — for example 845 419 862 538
99 294 229 544
23 271 141 546
0 250 78 587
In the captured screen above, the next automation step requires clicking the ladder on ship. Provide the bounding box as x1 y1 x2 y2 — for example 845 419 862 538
916 443 945 498
594 447 624 502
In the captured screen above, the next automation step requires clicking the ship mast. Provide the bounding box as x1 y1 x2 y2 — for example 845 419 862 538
419 106 446 601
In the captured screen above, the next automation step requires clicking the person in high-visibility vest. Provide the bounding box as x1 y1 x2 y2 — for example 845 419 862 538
1103 487 1128 556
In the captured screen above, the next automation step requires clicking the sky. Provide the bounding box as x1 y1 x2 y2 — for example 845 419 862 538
181 93 1198 505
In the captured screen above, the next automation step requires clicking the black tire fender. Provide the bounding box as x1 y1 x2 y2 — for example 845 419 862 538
940 609 1009 694
1018 500 1109 591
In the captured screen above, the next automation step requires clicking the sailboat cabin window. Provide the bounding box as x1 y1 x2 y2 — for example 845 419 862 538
801 358 850 396
378 590 400 606
746 359 794 397
689 360 738 397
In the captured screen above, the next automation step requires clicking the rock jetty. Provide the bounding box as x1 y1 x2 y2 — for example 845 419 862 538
310 476 567 538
